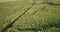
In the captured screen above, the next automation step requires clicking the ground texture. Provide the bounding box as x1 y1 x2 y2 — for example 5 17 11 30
0 0 60 32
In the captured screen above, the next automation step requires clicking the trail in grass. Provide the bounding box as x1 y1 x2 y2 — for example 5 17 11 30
0 0 60 32
0 1 35 32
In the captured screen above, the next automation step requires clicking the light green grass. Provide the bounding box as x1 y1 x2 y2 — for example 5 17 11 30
0 0 33 28
5 3 60 32
0 0 60 32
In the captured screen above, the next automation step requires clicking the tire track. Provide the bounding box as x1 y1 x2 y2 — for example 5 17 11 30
0 2 35 32
1 0 60 32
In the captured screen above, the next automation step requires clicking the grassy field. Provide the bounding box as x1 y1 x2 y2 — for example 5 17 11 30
0 0 17 3
0 0 60 32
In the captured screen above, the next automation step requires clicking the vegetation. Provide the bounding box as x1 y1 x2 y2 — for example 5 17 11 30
0 0 60 32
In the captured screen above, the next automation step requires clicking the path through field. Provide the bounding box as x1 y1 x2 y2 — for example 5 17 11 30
0 0 60 32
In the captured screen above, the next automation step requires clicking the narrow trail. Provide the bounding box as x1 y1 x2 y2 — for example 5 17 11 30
0 0 60 32
0 2 35 32
46 2 60 6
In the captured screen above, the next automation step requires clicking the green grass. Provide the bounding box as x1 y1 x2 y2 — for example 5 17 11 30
0 0 17 3
0 0 33 28
0 0 60 32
